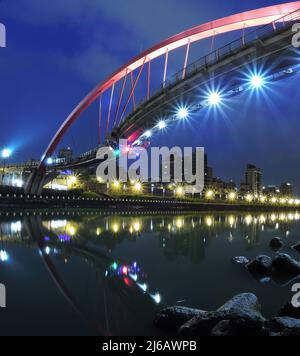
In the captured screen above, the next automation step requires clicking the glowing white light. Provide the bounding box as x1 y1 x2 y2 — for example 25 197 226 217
151 293 161 304
138 283 148 292
208 92 221 106
51 183 67 191
50 220 67 229
157 121 166 130
12 179 23 188
250 75 264 89
47 157 53 165
144 130 152 138
177 107 189 119
11 221 22 233
1 148 11 159
45 246 51 255
0 250 8 262
129 274 138 282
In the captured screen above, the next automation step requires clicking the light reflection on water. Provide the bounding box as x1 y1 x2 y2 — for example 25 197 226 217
0 210 300 335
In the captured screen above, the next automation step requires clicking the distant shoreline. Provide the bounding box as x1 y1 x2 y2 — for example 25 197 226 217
0 194 299 213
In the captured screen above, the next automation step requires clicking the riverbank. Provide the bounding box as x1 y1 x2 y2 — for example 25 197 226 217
0 192 300 212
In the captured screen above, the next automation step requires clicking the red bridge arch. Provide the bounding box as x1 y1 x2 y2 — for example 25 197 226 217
41 1 300 168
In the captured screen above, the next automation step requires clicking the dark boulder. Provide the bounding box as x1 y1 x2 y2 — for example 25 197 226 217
272 253 300 276
272 317 300 336
178 293 265 337
273 317 300 329
246 255 272 276
270 237 284 250
226 309 266 336
233 256 249 265
178 311 226 336
154 306 206 332
292 242 300 253
217 293 261 314
278 302 300 319
263 320 282 336
210 320 238 336
259 277 271 284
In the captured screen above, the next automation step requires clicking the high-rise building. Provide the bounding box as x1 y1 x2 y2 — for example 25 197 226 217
160 151 204 184
204 154 213 188
280 182 293 197
243 164 262 195
58 147 73 161
160 154 177 182
262 185 279 196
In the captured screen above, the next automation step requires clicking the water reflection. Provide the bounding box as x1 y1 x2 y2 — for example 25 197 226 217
1 212 300 263
0 210 300 335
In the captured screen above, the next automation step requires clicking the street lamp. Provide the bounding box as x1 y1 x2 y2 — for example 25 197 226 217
133 182 142 194
112 180 121 191
1 148 12 185
245 194 254 203
250 74 265 89
157 120 166 130
205 190 214 200
67 175 78 189
1 148 11 159
228 192 237 201
176 186 184 197
177 107 189 120
208 92 222 106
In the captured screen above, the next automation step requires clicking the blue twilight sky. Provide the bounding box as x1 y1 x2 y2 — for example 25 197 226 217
0 0 300 191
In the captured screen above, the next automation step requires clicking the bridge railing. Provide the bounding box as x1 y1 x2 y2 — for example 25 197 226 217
45 7 300 168
130 7 300 112
165 8 300 89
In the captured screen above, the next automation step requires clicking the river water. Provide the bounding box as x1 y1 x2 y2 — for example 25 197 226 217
0 210 299 335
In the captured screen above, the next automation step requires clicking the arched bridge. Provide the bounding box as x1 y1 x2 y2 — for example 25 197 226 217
26 2 300 194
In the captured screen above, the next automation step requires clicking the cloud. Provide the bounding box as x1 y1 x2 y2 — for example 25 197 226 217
4 0 221 43
1 0 227 84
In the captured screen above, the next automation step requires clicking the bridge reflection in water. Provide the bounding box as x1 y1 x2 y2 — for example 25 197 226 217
0 210 300 335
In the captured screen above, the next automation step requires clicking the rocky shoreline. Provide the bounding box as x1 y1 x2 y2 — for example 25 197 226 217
154 237 300 336
154 293 300 336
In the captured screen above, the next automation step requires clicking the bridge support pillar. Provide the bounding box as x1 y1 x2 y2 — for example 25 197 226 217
24 169 46 196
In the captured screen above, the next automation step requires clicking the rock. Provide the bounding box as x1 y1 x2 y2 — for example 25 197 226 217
246 255 273 276
272 317 300 332
178 311 227 337
217 293 261 314
154 306 207 331
178 294 265 336
270 237 284 250
210 320 238 336
227 309 266 336
272 253 300 276
292 242 300 252
278 302 300 319
281 328 300 336
178 309 266 337
233 256 249 265
263 320 282 335
259 277 271 284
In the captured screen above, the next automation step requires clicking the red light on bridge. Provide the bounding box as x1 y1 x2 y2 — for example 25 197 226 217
122 266 128 275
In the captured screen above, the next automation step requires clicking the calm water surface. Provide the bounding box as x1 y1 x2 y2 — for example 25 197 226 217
0 210 300 335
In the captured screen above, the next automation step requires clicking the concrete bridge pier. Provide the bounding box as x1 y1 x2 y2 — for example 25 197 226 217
24 169 46 195
25 168 59 195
